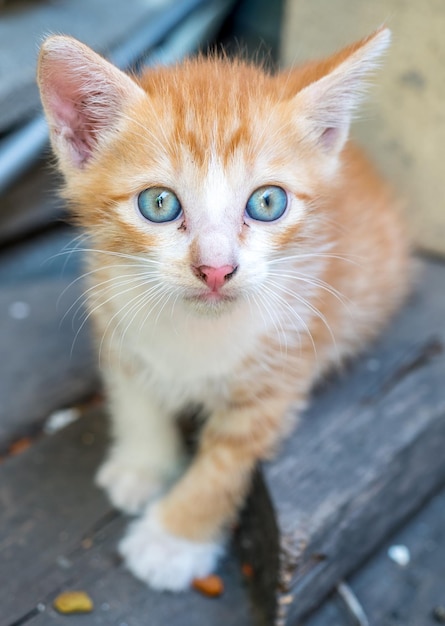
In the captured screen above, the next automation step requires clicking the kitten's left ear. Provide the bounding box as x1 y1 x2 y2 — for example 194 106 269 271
292 27 390 157
37 35 145 170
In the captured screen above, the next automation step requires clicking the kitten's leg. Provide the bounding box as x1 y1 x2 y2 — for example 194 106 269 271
119 394 298 590
96 366 185 514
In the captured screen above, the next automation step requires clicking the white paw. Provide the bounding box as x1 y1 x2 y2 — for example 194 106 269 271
118 507 224 591
95 458 164 515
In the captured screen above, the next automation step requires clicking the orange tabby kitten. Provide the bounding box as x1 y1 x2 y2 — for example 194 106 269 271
37 28 408 590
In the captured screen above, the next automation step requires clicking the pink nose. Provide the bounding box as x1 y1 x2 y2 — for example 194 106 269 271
193 264 237 292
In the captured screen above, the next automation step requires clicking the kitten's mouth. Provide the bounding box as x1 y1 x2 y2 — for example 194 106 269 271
185 288 238 308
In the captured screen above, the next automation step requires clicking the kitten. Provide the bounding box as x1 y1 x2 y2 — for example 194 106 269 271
37 28 409 591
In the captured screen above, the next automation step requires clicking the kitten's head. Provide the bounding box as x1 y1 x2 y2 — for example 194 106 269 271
37 29 389 316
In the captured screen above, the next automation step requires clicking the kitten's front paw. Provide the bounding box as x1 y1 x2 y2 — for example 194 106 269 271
119 507 224 591
96 458 164 515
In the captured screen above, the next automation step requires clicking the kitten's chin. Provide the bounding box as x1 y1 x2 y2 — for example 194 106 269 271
183 291 239 316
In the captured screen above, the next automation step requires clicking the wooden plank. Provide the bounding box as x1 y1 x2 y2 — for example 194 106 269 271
304 486 445 626
0 410 255 626
0 229 99 449
2 249 445 624
238 257 445 625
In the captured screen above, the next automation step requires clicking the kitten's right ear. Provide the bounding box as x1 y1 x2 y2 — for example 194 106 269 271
290 27 390 160
37 36 145 169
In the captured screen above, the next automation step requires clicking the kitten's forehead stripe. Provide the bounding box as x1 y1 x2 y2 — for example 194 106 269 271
138 58 277 170
295 192 312 203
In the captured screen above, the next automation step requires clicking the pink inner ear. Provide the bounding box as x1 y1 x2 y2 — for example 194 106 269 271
50 89 92 166
40 46 121 168
48 86 97 166
319 126 342 151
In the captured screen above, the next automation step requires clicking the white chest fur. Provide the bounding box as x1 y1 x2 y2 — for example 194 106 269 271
103 279 264 410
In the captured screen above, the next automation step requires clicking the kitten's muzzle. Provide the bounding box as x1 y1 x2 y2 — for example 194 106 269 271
192 264 238 292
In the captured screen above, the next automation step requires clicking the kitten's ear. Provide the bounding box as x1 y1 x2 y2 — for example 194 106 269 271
292 27 390 156
37 35 145 169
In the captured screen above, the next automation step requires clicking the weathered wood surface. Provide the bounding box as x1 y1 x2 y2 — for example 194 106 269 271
304 485 445 626
0 410 254 626
0 251 445 624
238 258 445 625
2 250 445 625
0 228 99 450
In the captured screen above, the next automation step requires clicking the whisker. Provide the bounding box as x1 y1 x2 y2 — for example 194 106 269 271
116 284 170 367
58 264 159 315
266 270 352 309
261 283 316 357
69 272 161 330
136 284 175 335
110 283 175 364
48 246 162 267
99 281 165 366
71 274 158 356
264 278 339 360
243 293 273 368
268 251 363 266
250 290 288 360
258 286 304 353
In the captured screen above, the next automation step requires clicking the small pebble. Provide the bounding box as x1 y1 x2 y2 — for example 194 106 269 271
388 544 410 567
81 537 93 550
8 300 30 320
53 591 94 614
279 593 294 605
44 408 80 434
433 606 445 623
56 555 72 569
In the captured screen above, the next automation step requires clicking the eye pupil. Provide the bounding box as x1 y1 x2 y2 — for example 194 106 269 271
245 186 287 222
137 187 182 223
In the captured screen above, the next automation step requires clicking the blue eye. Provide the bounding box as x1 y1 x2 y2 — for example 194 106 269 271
137 187 182 223
245 186 288 222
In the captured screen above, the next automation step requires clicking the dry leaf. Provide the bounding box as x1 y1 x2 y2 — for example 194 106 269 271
192 575 224 597
241 563 254 578
9 437 32 456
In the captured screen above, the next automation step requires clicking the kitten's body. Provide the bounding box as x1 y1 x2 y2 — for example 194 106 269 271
38 29 409 590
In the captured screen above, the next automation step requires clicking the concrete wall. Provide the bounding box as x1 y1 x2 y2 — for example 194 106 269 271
281 0 445 256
